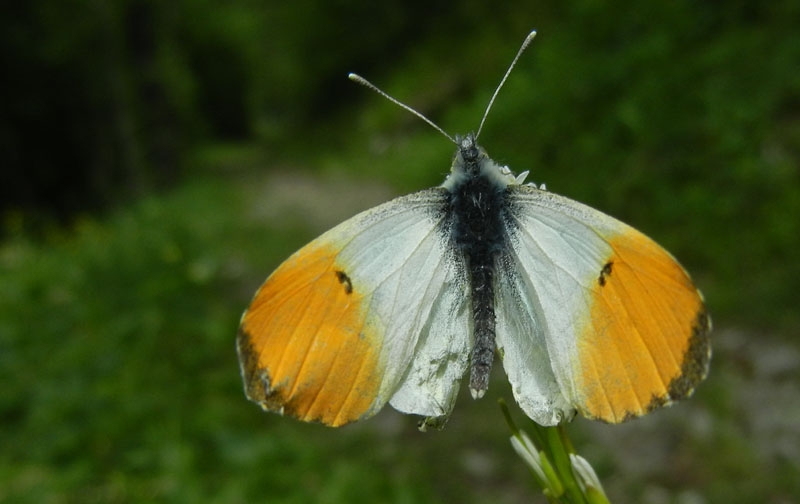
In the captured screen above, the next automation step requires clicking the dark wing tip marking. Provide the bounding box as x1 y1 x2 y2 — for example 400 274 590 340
237 325 292 415
644 392 671 415
667 308 712 400
335 270 353 294
617 392 669 422
237 326 270 402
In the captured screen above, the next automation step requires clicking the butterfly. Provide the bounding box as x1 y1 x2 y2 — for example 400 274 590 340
236 30 711 429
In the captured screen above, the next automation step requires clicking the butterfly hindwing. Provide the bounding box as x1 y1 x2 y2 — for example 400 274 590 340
494 250 577 425
237 188 470 426
388 249 471 421
498 184 711 423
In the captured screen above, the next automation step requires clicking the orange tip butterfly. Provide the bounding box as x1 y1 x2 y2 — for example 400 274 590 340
236 30 711 429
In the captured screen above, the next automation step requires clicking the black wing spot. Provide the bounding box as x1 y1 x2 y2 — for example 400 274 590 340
598 261 614 287
335 270 353 294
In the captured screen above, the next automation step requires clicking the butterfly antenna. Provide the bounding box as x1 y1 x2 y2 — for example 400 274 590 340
475 30 537 140
348 73 457 145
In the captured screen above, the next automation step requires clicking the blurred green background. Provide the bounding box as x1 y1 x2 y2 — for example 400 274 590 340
2 1 799 502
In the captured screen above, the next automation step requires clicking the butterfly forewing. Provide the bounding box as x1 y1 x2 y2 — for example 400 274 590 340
499 185 711 423
237 188 472 426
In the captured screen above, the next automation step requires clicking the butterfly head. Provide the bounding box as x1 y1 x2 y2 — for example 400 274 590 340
456 133 482 166
442 133 526 191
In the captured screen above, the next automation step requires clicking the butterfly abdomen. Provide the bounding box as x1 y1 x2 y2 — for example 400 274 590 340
447 138 510 399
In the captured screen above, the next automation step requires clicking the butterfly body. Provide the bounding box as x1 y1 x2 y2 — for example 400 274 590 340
446 134 513 399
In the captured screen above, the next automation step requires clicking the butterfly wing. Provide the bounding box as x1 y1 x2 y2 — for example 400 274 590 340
494 253 576 425
497 184 711 424
237 188 470 427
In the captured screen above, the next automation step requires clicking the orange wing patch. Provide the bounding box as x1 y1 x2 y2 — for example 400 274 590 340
237 242 383 427
576 227 711 422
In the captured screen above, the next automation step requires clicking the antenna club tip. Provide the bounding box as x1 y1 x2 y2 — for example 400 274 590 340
347 72 359 80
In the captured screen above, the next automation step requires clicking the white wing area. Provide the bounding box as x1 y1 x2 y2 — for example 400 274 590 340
496 185 618 424
331 189 470 420
494 253 576 425
388 253 470 418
